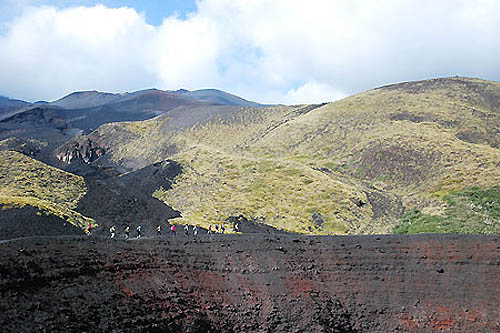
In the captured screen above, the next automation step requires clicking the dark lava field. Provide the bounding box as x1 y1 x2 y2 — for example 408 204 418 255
0 233 499 332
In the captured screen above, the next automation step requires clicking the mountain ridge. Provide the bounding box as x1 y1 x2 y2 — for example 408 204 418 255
0 87 266 147
50 87 263 110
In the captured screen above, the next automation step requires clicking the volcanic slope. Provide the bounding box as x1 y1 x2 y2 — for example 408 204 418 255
0 88 267 235
59 77 500 235
0 142 186 238
0 150 94 232
245 77 500 233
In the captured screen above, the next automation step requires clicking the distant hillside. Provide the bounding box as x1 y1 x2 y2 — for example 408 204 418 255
2 77 500 236
54 77 500 235
174 88 263 107
51 90 123 109
240 77 500 233
51 88 262 110
0 96 30 118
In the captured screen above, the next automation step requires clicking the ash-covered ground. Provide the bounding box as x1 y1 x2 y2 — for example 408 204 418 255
0 233 499 332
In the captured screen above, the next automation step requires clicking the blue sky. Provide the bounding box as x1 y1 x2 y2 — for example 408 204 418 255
32 0 197 24
1 1 500 103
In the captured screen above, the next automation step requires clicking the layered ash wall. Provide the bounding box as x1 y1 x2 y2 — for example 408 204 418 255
0 234 499 332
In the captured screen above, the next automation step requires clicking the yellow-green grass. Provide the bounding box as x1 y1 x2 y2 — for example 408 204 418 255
98 105 304 169
0 150 95 231
179 105 300 151
154 145 372 234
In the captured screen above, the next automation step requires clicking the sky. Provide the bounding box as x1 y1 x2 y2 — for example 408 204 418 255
1 0 500 104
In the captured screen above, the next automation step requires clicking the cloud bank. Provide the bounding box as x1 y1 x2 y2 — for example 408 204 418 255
1 0 500 103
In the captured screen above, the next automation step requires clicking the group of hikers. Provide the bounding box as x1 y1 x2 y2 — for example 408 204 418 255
107 223 212 239
207 223 231 234
87 221 238 239
107 224 187 239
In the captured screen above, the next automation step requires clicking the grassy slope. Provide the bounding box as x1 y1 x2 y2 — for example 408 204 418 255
148 105 374 234
64 77 500 234
0 150 95 230
99 105 366 234
244 77 500 233
153 145 371 234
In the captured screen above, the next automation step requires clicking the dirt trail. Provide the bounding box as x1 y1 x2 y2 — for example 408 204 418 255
0 233 498 332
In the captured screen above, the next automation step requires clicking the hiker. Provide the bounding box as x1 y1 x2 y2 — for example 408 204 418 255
110 226 116 239
156 224 161 236
193 225 198 235
125 226 130 240
184 224 189 235
136 225 142 238
208 224 213 234
221 224 225 234
215 224 219 233
170 224 176 235
87 224 92 235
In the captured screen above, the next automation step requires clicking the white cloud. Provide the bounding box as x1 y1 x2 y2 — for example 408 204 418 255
0 4 156 101
151 14 221 89
284 81 347 105
1 0 500 103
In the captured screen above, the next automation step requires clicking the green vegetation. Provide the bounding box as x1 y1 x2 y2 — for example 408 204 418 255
393 186 500 234
0 150 95 231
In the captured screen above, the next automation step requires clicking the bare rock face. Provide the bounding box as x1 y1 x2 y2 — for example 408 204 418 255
55 135 105 164
0 234 498 332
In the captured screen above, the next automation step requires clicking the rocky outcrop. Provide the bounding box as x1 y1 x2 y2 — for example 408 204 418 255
0 234 498 332
55 136 105 164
